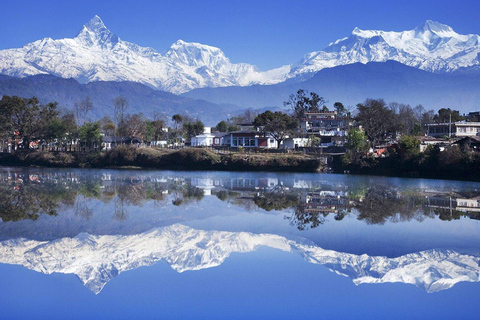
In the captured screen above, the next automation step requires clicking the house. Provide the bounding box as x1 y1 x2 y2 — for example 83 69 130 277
283 137 310 149
425 121 480 138
191 127 215 147
191 133 215 146
453 136 480 150
101 136 143 150
212 133 227 147
417 136 447 152
299 111 351 146
226 131 278 148
102 136 123 150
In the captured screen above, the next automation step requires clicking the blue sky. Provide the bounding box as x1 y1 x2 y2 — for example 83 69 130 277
1 0 480 70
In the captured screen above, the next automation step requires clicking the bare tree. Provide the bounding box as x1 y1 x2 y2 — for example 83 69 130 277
74 97 93 124
113 96 128 134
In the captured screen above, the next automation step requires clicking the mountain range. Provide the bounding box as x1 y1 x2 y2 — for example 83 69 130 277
183 61 480 110
1 16 480 119
1 16 479 94
0 224 478 294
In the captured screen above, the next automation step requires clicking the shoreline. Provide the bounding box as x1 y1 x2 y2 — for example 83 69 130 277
0 147 324 173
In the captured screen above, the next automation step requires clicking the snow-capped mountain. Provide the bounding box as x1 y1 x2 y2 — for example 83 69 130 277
0 224 478 294
291 20 480 77
0 16 289 94
0 17 479 94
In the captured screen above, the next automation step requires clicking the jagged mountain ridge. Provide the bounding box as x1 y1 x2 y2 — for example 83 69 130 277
0 224 478 294
0 16 288 94
290 20 480 77
0 17 479 94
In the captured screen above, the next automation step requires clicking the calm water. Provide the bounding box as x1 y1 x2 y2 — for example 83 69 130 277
0 167 479 319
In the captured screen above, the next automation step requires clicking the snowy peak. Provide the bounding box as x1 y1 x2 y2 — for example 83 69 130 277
166 39 230 68
290 20 480 76
84 15 108 33
0 17 479 93
414 20 456 37
75 15 119 48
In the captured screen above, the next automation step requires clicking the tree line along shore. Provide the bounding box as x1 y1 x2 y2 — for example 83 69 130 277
1 90 480 179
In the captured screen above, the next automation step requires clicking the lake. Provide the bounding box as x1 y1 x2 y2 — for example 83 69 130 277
0 167 479 319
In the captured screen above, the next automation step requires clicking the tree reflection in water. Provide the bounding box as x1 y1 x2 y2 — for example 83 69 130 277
0 170 478 229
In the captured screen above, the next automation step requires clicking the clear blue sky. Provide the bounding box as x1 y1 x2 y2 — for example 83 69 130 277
1 0 479 70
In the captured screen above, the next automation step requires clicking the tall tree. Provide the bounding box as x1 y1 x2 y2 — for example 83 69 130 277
356 99 396 147
172 114 183 130
254 111 298 148
433 108 463 123
74 97 93 124
231 109 259 124
100 116 116 136
113 96 128 133
79 121 101 151
333 102 347 116
284 89 326 120
183 120 205 139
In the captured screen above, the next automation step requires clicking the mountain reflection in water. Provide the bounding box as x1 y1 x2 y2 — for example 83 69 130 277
1 224 479 294
0 167 480 295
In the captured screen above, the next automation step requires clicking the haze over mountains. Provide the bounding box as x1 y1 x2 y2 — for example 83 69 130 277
0 15 479 119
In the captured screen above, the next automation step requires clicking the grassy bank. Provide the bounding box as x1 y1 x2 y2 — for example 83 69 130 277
0 146 323 172
333 145 480 181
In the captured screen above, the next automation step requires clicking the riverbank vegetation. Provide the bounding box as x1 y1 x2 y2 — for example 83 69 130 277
0 146 323 172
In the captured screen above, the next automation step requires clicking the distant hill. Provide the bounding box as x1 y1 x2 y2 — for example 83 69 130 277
0 74 240 125
183 61 480 112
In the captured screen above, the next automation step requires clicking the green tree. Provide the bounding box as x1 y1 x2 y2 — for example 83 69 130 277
0 96 59 150
215 120 228 132
146 119 166 142
333 102 347 116
398 135 420 160
356 99 396 147
79 121 101 151
344 127 368 163
172 114 183 130
433 108 463 123
183 120 205 139
254 111 298 148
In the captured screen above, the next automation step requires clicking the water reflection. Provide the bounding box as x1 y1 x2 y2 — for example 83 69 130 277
0 224 478 294
1 168 480 295
1 169 479 226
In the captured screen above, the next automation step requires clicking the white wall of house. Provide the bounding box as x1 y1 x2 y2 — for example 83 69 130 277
192 134 215 146
283 138 309 149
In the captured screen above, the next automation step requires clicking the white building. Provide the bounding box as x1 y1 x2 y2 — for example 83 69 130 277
283 138 310 149
425 121 480 138
191 127 215 146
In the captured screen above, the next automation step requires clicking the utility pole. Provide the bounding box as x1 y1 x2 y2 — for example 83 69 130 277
449 112 452 138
